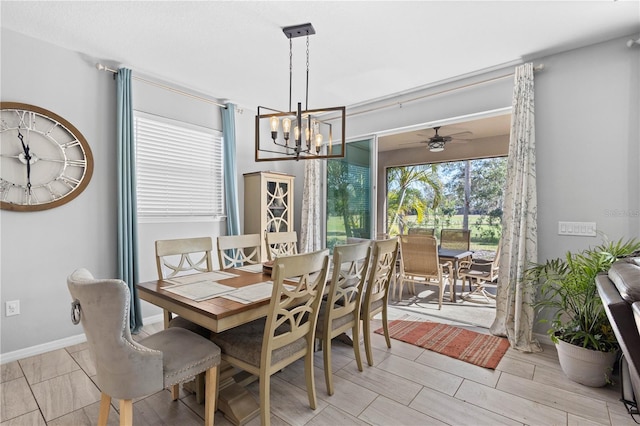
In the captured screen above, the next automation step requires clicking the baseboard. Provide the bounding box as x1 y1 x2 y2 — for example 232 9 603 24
0 314 164 365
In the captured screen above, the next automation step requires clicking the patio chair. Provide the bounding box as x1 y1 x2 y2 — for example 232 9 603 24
458 242 500 302
408 227 435 236
398 235 452 309
440 229 471 250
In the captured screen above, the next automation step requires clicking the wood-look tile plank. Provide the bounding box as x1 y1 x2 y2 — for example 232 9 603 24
0 361 23 383
0 377 39 422
46 400 120 426
335 359 422 405
532 363 620 404
359 395 447 426
376 353 463 396
275 360 377 417
497 372 610 424
65 341 89 354
19 348 79 385
306 405 370 426
409 386 522 426
69 348 97 377
414 347 501 388
367 326 426 362
179 393 235 426
495 352 535 380
455 379 567 425
30 369 101 421
0 410 46 426
130 391 204 426
607 404 639 426
567 412 610 426
245 375 329 425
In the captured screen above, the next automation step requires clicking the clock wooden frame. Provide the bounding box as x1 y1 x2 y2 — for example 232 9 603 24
0 102 94 212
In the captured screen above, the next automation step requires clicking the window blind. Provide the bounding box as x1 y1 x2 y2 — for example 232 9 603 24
134 112 224 218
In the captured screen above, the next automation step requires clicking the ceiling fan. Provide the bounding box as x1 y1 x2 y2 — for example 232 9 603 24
425 126 450 152
420 126 473 152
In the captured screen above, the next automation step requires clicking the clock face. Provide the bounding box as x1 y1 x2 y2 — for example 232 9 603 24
0 102 94 211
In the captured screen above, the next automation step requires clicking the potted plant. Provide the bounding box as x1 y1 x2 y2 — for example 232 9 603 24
526 237 640 387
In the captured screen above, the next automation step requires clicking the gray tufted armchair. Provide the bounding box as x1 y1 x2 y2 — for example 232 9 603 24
67 268 221 426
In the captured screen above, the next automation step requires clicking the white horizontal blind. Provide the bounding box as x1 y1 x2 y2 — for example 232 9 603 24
134 112 224 219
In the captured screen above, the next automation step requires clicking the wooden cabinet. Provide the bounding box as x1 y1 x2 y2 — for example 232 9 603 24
243 171 295 260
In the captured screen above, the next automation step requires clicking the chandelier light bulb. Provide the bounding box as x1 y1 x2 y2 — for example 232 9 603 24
269 116 279 142
315 133 323 153
282 117 291 143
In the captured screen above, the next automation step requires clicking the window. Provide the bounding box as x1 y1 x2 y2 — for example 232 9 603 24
134 111 224 220
386 157 506 250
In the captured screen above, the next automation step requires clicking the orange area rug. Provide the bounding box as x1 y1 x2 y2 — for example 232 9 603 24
375 319 510 369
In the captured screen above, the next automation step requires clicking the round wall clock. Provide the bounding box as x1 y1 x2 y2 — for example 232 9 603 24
0 102 94 212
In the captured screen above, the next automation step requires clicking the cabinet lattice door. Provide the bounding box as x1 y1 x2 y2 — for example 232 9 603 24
243 171 295 260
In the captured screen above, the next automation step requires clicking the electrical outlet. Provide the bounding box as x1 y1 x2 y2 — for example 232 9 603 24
6 300 20 316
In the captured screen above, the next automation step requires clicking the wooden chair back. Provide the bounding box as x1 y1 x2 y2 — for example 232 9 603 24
361 237 399 366
217 234 261 269
265 231 299 261
155 237 214 279
319 241 371 389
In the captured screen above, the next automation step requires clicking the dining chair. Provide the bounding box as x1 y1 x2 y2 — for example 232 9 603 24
407 227 435 236
440 228 471 250
211 249 329 426
397 235 452 309
361 237 399 367
216 233 261 270
155 236 214 333
264 231 299 261
458 241 501 301
67 268 221 426
316 241 371 395
155 236 214 401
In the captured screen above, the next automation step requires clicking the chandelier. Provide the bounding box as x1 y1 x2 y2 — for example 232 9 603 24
255 23 346 162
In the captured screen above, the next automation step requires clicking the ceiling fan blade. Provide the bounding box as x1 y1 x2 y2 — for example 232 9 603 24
445 130 473 139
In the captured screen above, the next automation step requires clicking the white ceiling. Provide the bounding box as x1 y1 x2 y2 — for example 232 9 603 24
2 1 639 112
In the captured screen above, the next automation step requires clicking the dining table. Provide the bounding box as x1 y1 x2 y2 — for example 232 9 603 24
137 263 278 426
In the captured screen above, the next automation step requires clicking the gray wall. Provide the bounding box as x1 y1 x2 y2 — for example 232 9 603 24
2 27 638 357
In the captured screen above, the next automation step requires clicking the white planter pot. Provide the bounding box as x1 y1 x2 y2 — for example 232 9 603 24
555 339 617 387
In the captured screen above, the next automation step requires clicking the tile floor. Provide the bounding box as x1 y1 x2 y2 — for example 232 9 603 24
1 305 637 425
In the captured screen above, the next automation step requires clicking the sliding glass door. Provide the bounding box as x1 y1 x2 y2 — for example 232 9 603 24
325 138 375 250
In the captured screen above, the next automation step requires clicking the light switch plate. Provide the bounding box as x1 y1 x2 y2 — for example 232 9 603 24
558 221 596 237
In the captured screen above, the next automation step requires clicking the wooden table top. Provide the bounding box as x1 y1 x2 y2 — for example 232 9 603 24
137 268 275 333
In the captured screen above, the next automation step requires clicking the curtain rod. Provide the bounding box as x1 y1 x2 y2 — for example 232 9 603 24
346 63 545 119
95 63 228 109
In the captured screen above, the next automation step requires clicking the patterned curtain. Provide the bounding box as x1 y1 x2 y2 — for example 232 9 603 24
300 159 322 253
116 68 143 333
489 63 541 353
